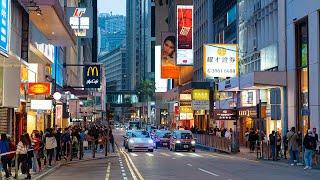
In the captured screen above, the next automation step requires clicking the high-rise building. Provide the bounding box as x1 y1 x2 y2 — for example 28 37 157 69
126 0 154 91
98 13 126 53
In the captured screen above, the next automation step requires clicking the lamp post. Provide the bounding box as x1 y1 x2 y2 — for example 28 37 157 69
53 92 62 128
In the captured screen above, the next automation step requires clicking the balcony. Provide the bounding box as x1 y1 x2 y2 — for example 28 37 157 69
20 0 76 46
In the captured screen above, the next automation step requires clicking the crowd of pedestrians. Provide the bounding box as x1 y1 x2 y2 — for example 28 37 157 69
0 124 115 179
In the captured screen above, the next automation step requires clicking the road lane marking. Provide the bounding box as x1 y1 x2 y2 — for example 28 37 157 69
146 153 154 157
120 149 138 180
198 168 219 177
206 154 218 158
187 163 192 167
175 153 185 156
121 169 126 173
172 157 176 159
123 150 144 180
105 162 111 180
160 152 170 157
131 153 138 157
190 153 202 157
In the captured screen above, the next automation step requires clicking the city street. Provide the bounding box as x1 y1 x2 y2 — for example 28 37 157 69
42 130 320 180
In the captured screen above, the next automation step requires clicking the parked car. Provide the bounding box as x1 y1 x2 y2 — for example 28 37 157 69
123 130 134 149
154 130 171 149
170 130 196 152
127 130 154 152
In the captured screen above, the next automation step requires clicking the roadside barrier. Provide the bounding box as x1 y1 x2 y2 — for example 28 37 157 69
193 134 232 153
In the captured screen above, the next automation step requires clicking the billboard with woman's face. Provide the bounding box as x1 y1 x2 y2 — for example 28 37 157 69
161 32 180 79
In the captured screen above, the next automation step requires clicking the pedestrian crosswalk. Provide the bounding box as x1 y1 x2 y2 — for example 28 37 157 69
125 151 233 159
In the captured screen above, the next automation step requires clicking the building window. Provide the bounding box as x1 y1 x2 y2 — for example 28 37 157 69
295 18 309 134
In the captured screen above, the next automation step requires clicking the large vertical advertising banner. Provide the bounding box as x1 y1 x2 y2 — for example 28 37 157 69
177 5 193 65
0 0 9 54
66 7 93 38
155 46 168 92
203 44 238 79
161 32 180 79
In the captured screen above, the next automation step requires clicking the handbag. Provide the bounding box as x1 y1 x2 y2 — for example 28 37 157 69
83 140 89 147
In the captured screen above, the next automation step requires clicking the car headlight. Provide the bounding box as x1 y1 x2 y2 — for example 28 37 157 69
176 140 181 143
129 139 134 144
191 140 196 145
148 139 153 144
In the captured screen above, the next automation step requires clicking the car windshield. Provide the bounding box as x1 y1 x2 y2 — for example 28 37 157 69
177 132 193 139
131 131 150 138
156 131 171 138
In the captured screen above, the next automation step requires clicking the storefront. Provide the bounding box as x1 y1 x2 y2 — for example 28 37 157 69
192 89 210 131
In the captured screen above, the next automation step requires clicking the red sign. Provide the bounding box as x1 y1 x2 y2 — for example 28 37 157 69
28 83 51 95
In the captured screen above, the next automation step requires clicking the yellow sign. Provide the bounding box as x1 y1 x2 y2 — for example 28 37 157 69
180 94 191 101
180 106 193 113
192 89 209 100
87 66 99 76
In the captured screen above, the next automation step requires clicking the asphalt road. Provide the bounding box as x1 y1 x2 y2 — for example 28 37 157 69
43 129 320 180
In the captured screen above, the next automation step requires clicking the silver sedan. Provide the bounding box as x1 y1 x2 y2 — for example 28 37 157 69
127 130 154 152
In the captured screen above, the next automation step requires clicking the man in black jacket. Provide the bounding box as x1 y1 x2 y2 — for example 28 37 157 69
303 130 317 170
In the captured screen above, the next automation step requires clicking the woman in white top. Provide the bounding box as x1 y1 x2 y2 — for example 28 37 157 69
16 134 31 179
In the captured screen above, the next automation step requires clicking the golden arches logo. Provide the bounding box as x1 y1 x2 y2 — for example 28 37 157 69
217 47 227 56
87 66 99 76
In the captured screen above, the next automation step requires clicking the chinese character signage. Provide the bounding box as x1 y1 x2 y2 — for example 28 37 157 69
213 109 237 120
0 0 9 54
161 32 180 79
28 83 51 95
204 44 238 79
192 89 209 100
66 7 93 38
176 5 193 65
83 65 101 88
155 46 168 92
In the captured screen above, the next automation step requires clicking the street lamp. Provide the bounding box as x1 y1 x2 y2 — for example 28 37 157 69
53 92 62 128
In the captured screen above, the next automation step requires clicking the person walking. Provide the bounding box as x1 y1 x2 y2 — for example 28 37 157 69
32 131 42 171
303 129 317 170
248 128 256 153
55 128 62 161
7 136 16 176
283 130 289 159
45 129 57 167
269 131 276 160
16 134 31 179
0 133 10 178
276 132 282 159
109 128 115 153
287 127 300 166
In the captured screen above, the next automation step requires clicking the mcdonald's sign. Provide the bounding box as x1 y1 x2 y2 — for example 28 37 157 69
83 65 101 88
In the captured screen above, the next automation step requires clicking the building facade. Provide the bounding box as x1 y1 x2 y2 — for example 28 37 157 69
286 0 320 135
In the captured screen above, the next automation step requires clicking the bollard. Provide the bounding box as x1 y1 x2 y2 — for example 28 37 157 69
15 154 18 180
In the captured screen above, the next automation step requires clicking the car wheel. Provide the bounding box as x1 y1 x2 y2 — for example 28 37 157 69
128 149 132 152
174 146 177 152
148 149 154 152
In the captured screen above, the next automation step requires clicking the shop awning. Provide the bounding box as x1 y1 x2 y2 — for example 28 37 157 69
219 71 286 91
20 0 76 46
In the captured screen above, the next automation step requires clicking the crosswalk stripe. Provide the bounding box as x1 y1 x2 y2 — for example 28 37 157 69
130 153 138 157
175 152 185 156
160 152 171 157
190 153 202 157
146 153 154 157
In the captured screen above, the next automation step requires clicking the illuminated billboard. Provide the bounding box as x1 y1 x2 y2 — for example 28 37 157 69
177 5 193 65
155 46 168 92
203 44 238 79
161 32 180 79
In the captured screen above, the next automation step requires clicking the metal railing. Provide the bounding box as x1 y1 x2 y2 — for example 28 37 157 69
193 134 232 153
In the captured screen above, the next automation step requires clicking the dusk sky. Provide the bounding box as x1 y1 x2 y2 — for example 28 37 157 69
98 0 126 15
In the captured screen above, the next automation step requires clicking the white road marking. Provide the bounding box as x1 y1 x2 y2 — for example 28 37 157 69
105 162 111 180
191 153 202 157
172 157 176 159
131 153 138 157
187 163 192 167
123 177 128 180
146 153 154 157
122 150 144 180
121 169 126 173
122 173 127 176
198 168 219 177
175 152 185 156
160 152 171 157
121 166 124 169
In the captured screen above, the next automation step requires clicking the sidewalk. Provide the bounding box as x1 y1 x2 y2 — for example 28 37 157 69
1 150 118 180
